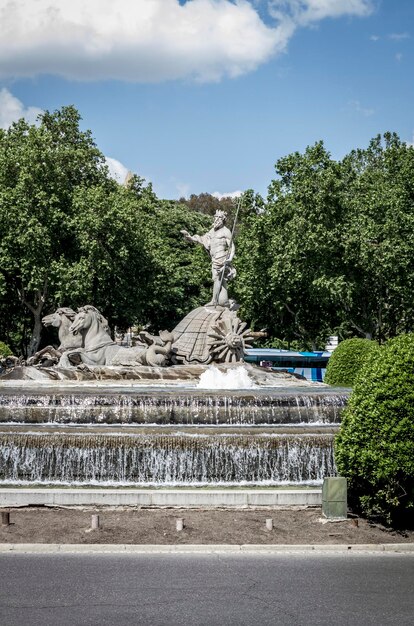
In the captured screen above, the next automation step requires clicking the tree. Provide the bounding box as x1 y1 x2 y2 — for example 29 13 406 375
140 200 212 331
340 133 414 341
235 134 414 348
235 142 346 348
3 114 413 355
178 192 237 220
0 106 111 355
0 106 220 353
58 178 157 329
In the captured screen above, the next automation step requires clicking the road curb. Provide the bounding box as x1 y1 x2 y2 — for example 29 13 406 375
1 543 413 554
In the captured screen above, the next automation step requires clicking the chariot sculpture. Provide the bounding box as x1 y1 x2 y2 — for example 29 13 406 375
5 206 258 379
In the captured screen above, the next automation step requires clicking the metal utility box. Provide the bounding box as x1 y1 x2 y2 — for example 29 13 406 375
322 477 347 519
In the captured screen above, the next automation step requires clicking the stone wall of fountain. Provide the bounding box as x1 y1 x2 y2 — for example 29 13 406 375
0 382 348 487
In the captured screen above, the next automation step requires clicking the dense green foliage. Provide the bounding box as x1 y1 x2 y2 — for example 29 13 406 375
235 142 345 348
0 341 12 357
324 338 380 387
1 105 414 355
0 106 115 354
235 134 414 348
335 334 414 526
138 199 211 331
340 134 414 341
178 192 237 219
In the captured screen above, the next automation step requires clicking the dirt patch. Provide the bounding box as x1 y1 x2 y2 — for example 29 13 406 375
1 507 413 545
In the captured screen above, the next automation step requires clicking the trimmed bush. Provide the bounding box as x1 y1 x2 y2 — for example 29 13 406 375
335 333 414 526
324 338 380 387
0 341 12 358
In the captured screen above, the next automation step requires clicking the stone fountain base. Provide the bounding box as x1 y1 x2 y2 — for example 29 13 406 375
0 363 346 489
0 361 316 386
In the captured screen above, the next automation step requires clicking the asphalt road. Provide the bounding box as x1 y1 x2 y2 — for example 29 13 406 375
1 553 413 625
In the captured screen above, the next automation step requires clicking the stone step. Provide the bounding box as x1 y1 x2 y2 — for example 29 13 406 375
0 487 322 508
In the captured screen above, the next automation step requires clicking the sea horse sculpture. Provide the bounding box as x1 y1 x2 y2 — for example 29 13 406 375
26 307 83 366
139 330 175 367
58 305 173 368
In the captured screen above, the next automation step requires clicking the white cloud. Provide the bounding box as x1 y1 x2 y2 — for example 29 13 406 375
168 175 191 199
268 0 373 26
346 99 375 117
0 0 374 83
0 0 280 83
0 88 43 129
395 52 403 62
389 32 409 41
212 190 243 199
370 32 410 44
105 156 130 184
175 181 191 199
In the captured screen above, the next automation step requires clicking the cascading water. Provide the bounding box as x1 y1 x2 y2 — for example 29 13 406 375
0 382 349 486
0 432 335 485
0 388 348 425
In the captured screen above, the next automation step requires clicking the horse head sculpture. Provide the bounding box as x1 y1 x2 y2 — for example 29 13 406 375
27 307 82 366
69 306 110 337
42 307 76 329
68 306 113 359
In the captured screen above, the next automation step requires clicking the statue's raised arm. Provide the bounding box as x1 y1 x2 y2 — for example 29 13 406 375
181 210 236 308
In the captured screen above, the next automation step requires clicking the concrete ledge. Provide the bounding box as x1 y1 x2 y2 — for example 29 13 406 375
0 488 322 509
1 543 413 554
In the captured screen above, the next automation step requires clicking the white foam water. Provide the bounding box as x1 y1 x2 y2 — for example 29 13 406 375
197 365 257 390
0 432 335 484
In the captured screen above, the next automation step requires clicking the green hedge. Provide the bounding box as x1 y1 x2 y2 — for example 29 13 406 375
335 333 414 526
0 341 12 358
324 338 380 387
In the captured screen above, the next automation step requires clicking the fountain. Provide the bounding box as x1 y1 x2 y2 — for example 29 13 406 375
0 210 349 491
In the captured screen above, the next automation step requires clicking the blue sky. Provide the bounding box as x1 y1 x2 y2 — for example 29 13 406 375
0 0 413 199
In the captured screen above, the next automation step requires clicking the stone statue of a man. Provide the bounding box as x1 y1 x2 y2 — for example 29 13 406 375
181 210 236 307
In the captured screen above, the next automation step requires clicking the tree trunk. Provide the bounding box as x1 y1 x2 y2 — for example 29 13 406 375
28 309 43 356
18 282 48 357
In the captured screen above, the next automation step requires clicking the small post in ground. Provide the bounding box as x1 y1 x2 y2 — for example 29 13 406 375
91 514 100 530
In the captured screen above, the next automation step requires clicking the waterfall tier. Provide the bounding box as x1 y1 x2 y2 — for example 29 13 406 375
0 388 348 425
0 432 335 485
0 383 348 486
